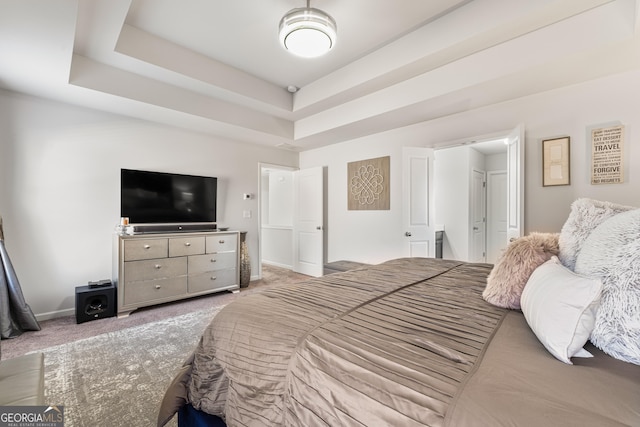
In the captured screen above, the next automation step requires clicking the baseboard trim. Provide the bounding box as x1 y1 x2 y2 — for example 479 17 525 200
262 260 293 270
36 308 75 321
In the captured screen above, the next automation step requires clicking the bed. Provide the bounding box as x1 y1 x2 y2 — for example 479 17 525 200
158 199 640 426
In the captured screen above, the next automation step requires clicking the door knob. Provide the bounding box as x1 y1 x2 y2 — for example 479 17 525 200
316 226 322 230
405 232 412 237
473 227 479 231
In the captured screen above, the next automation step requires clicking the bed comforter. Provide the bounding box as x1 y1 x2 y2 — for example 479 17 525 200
158 258 640 427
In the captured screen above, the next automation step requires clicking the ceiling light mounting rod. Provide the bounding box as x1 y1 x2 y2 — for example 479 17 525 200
278 0 337 58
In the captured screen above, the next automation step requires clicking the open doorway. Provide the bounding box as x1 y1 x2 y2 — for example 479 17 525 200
258 164 296 279
258 163 326 278
435 137 510 263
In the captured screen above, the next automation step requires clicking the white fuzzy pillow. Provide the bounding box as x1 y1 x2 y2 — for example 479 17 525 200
483 232 559 309
574 208 640 365
558 198 635 271
521 257 602 364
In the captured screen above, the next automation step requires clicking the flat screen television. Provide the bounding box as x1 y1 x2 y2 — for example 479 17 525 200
121 168 217 224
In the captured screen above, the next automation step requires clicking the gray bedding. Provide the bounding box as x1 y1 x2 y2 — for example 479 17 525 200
158 258 640 426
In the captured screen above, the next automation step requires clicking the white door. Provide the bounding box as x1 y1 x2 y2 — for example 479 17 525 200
293 166 324 277
506 125 525 242
402 147 435 257
470 169 486 262
487 170 507 263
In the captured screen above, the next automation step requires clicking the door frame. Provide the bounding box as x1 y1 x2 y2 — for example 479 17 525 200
257 162 297 280
434 125 524 261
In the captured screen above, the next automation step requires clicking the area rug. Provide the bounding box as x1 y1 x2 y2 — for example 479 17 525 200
33 306 224 427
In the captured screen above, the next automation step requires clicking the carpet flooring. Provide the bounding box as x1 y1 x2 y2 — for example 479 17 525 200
2 265 308 359
1 265 309 427
41 306 222 427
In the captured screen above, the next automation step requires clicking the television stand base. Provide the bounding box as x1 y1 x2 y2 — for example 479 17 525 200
130 223 216 234
113 230 240 317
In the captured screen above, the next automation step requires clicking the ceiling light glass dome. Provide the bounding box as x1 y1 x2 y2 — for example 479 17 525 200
279 4 337 58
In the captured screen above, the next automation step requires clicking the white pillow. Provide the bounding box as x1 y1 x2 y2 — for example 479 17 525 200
521 256 602 364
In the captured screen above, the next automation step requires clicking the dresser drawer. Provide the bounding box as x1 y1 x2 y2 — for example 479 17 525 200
124 257 187 282
115 230 240 317
189 252 236 273
206 233 237 253
169 236 205 257
123 238 168 261
124 277 187 305
188 269 237 293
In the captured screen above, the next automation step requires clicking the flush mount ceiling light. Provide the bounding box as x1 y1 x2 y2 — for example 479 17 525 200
279 1 337 58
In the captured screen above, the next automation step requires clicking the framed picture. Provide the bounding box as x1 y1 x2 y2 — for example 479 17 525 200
542 137 570 186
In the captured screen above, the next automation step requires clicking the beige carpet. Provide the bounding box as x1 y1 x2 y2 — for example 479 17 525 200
2 265 309 427
2 265 309 359
39 306 222 427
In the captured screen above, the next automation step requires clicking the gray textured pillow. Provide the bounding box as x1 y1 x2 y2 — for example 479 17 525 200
558 198 635 271
574 208 640 365
483 232 559 309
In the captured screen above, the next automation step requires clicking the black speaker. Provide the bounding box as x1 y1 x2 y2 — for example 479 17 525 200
75 283 116 324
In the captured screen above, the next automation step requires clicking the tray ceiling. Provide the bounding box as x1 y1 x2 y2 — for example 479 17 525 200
1 0 639 150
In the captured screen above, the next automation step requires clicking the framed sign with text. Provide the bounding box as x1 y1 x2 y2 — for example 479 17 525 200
591 125 624 185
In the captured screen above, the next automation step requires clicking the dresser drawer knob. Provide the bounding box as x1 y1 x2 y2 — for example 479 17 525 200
211 276 217 281
144 244 151 249
219 240 225 244
184 242 191 247
210 258 217 263
154 264 162 269
155 285 161 289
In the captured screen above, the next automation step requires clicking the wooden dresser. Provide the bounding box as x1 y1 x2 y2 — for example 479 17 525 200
113 231 240 317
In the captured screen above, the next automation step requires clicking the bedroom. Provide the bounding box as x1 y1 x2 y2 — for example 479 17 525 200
0 0 639 424
0 0 638 320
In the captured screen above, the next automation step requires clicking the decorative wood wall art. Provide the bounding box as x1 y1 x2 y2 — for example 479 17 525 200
348 156 390 210
542 137 570 186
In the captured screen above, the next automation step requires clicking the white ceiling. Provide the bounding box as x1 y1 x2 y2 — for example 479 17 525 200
1 0 639 151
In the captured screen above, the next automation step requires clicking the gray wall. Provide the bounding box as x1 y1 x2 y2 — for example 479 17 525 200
0 89 298 319
300 69 640 264
3 67 640 318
